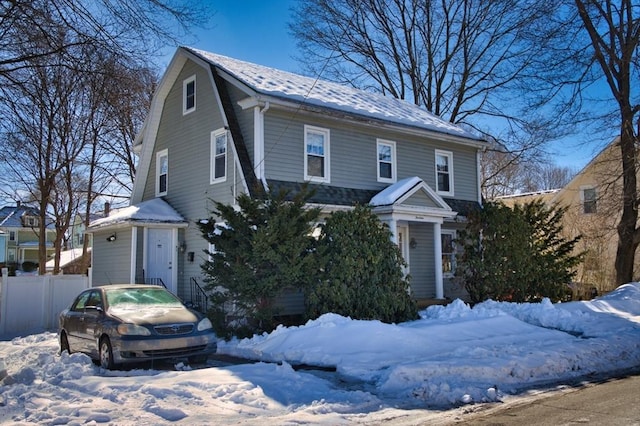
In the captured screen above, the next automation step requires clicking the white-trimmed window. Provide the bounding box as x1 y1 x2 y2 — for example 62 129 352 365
377 139 396 183
441 230 456 276
156 149 168 196
211 129 227 184
304 125 330 182
183 75 196 114
9 231 15 241
582 186 597 214
435 150 454 196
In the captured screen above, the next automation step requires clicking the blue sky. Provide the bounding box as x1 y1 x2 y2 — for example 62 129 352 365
161 0 299 73
165 0 612 172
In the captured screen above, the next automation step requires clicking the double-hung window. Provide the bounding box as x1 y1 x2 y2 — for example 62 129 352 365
183 75 196 114
156 149 168 196
441 230 456 276
582 187 597 214
211 129 227 183
377 139 396 183
304 125 330 183
435 150 454 196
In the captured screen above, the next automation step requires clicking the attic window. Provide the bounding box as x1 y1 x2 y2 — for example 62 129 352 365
582 187 597 214
183 75 196 114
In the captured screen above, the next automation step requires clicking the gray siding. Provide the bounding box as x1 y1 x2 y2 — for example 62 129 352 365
139 59 253 297
91 229 133 286
263 109 479 201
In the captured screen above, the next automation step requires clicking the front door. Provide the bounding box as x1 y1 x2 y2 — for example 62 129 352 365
147 228 174 293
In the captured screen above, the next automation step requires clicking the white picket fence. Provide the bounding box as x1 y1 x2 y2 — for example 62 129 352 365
0 268 90 337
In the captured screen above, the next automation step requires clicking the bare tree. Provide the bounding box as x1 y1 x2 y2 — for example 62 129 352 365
290 0 571 196
0 0 210 77
565 0 638 285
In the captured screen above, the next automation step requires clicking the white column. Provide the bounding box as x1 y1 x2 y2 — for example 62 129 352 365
433 222 444 299
388 218 398 244
130 227 137 283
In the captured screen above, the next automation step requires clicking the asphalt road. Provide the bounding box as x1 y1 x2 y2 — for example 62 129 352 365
455 372 640 425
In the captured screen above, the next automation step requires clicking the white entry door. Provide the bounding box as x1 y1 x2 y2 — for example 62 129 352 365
146 228 175 293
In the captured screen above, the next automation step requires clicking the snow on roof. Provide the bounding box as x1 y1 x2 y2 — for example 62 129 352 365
88 198 186 229
45 247 90 269
186 48 482 142
369 177 423 206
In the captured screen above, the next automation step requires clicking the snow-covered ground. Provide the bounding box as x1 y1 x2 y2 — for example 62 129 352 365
1 283 639 425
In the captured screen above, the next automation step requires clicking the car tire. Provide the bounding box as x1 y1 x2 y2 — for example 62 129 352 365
59 332 70 355
99 337 115 370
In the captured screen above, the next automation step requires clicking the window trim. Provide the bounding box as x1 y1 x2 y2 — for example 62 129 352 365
304 125 330 183
210 128 228 184
581 186 597 214
435 149 454 196
377 139 397 183
156 149 168 197
183 75 196 115
441 229 456 278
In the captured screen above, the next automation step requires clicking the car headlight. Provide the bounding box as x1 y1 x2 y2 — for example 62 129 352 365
197 317 213 331
117 323 151 336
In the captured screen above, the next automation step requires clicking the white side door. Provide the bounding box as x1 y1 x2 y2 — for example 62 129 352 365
146 228 174 293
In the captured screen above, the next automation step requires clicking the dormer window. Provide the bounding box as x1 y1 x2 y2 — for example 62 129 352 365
183 75 196 114
23 216 39 227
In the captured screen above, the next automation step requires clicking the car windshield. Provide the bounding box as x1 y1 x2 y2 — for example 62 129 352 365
105 287 183 309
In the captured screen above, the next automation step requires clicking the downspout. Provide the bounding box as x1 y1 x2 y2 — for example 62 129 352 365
254 101 270 190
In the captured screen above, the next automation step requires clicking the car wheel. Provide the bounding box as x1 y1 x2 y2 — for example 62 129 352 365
99 337 115 370
59 332 70 355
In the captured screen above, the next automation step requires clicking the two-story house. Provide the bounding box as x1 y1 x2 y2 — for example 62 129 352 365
87 47 487 311
498 137 640 297
0 202 56 273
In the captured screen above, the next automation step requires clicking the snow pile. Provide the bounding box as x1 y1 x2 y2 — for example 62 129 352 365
1 283 639 424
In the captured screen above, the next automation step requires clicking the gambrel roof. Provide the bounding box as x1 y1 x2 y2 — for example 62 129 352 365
131 47 486 204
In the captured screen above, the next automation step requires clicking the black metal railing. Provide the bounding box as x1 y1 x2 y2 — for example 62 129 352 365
189 277 209 313
144 277 167 288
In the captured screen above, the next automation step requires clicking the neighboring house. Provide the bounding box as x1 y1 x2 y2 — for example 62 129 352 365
45 247 92 275
87 47 487 312
497 137 639 296
0 202 56 273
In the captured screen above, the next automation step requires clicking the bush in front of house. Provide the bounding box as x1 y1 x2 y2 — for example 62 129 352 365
198 187 321 339
456 200 582 304
306 205 418 323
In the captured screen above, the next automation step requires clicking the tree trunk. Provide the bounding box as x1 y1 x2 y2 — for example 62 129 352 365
614 114 638 285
